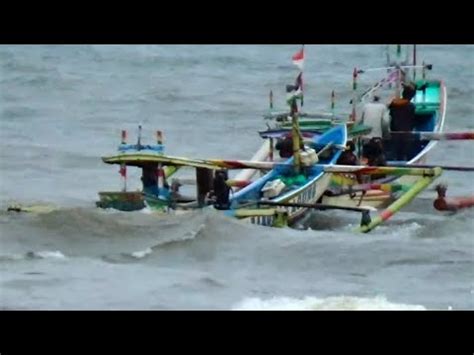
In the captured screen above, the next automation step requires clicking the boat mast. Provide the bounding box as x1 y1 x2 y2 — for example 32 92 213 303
351 67 358 122
289 45 305 173
395 45 402 98
120 130 127 192
290 93 301 173
268 90 274 161
331 90 335 118
137 124 142 148
413 44 417 81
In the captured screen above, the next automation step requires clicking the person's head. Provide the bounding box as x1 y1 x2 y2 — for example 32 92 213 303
402 83 416 100
370 137 384 154
346 140 355 152
373 95 380 102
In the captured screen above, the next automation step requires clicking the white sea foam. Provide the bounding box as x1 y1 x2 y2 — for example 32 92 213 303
233 295 426 310
33 250 67 259
131 248 153 259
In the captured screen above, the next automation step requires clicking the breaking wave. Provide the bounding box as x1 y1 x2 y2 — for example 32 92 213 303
233 295 427 310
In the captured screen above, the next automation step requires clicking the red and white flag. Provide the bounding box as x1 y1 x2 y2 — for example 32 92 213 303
292 46 304 70
119 164 127 178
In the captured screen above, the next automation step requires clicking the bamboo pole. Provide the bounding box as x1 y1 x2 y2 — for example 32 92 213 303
356 167 442 233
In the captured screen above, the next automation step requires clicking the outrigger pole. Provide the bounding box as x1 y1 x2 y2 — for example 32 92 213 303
356 64 432 74
357 167 443 233
103 154 466 175
388 131 474 141
386 163 474 172
256 200 374 228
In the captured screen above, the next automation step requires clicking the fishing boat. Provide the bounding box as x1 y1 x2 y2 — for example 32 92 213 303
226 123 347 227
322 48 448 213
96 117 346 226
95 46 473 233
96 71 351 229
96 127 181 212
247 45 466 231
275 45 471 231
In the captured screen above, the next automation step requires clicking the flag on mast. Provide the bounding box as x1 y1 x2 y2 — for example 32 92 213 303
292 46 305 70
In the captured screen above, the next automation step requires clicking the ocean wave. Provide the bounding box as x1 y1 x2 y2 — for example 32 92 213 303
28 250 66 259
232 295 426 310
1 205 232 261
130 248 153 259
0 250 66 262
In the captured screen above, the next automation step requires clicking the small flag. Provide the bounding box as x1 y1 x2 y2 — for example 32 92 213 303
292 46 304 70
119 164 127 178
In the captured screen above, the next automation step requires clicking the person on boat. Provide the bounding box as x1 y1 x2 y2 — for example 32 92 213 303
388 84 417 161
337 140 358 165
359 95 388 140
141 165 170 198
362 137 387 180
170 179 183 201
362 137 386 167
141 166 158 193
275 137 294 158
275 132 305 159
213 170 230 210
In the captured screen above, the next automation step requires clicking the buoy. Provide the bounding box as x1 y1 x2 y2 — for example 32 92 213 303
433 184 474 211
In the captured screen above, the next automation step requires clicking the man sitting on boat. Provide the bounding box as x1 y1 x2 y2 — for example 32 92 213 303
275 136 294 158
212 170 231 210
388 83 417 161
360 137 387 181
337 140 358 165
141 165 170 199
362 137 386 166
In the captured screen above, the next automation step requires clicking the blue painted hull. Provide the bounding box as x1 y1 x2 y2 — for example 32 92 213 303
227 124 348 225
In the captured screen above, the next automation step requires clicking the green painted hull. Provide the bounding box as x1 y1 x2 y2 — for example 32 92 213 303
96 191 146 211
